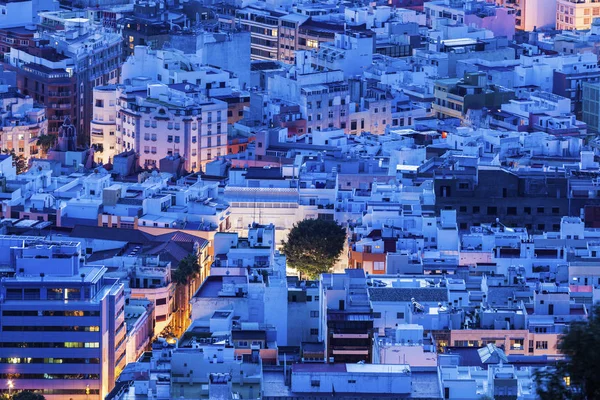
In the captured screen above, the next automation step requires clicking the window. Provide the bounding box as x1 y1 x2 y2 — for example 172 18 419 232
473 206 480 214
311 380 320 387
373 312 382 318
537 207 544 214
310 311 319 318
373 261 385 271
524 207 531 215
397 312 404 319
459 206 467 212
510 339 524 350
535 341 548 350
552 207 560 214
487 206 497 215
310 328 318 335
507 207 517 215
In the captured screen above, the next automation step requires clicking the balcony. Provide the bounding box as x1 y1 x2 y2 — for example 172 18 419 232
48 91 71 97
51 103 72 110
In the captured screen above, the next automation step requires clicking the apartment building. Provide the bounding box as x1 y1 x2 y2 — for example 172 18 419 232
0 86 47 159
320 269 374 364
0 236 125 400
556 0 600 30
6 11 121 144
433 72 516 120
93 83 227 170
236 7 283 61
497 0 557 31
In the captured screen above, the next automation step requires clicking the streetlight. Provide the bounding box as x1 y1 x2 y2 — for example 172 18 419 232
7 380 13 397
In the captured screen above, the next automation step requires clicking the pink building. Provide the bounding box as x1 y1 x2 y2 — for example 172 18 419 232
465 7 516 40
448 329 562 357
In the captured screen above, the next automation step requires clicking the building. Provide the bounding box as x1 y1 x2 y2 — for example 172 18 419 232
7 10 121 143
235 7 283 61
498 0 556 31
0 86 47 159
0 235 125 399
556 0 600 30
92 83 227 170
321 269 374 364
582 81 600 132
433 72 516 120
0 0 58 29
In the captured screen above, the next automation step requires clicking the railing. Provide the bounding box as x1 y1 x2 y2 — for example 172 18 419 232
48 91 71 97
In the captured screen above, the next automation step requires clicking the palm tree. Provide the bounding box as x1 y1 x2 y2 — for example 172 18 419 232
35 134 56 157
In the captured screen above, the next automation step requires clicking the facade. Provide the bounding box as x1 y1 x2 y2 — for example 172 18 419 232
236 7 283 61
0 86 47 159
0 0 58 29
556 0 600 30
6 11 121 143
321 269 374 364
582 81 600 132
433 72 516 120
0 236 125 400
498 0 556 31
92 83 227 170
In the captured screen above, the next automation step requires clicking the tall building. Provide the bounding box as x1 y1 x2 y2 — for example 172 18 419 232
497 0 557 31
235 7 283 61
0 235 125 400
92 82 227 170
556 0 599 30
6 10 122 144
321 269 374 364
582 81 600 132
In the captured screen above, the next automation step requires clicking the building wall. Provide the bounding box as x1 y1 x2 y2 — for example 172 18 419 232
449 329 561 356
91 87 118 164
557 0 599 30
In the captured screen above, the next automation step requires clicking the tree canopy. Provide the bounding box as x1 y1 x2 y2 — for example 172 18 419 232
172 253 201 285
2 149 27 174
35 134 56 156
535 306 600 399
12 392 46 400
282 218 346 279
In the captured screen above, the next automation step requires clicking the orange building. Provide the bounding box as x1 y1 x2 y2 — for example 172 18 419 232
228 135 255 155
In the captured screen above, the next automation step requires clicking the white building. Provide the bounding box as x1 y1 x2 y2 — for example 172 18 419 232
0 86 47 159
0 235 125 400
0 0 58 28
92 83 227 170
440 363 536 399
291 363 412 395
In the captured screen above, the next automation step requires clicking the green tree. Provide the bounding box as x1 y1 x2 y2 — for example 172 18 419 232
35 134 56 156
536 306 600 399
12 392 46 400
282 218 346 279
2 149 27 174
172 253 200 285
